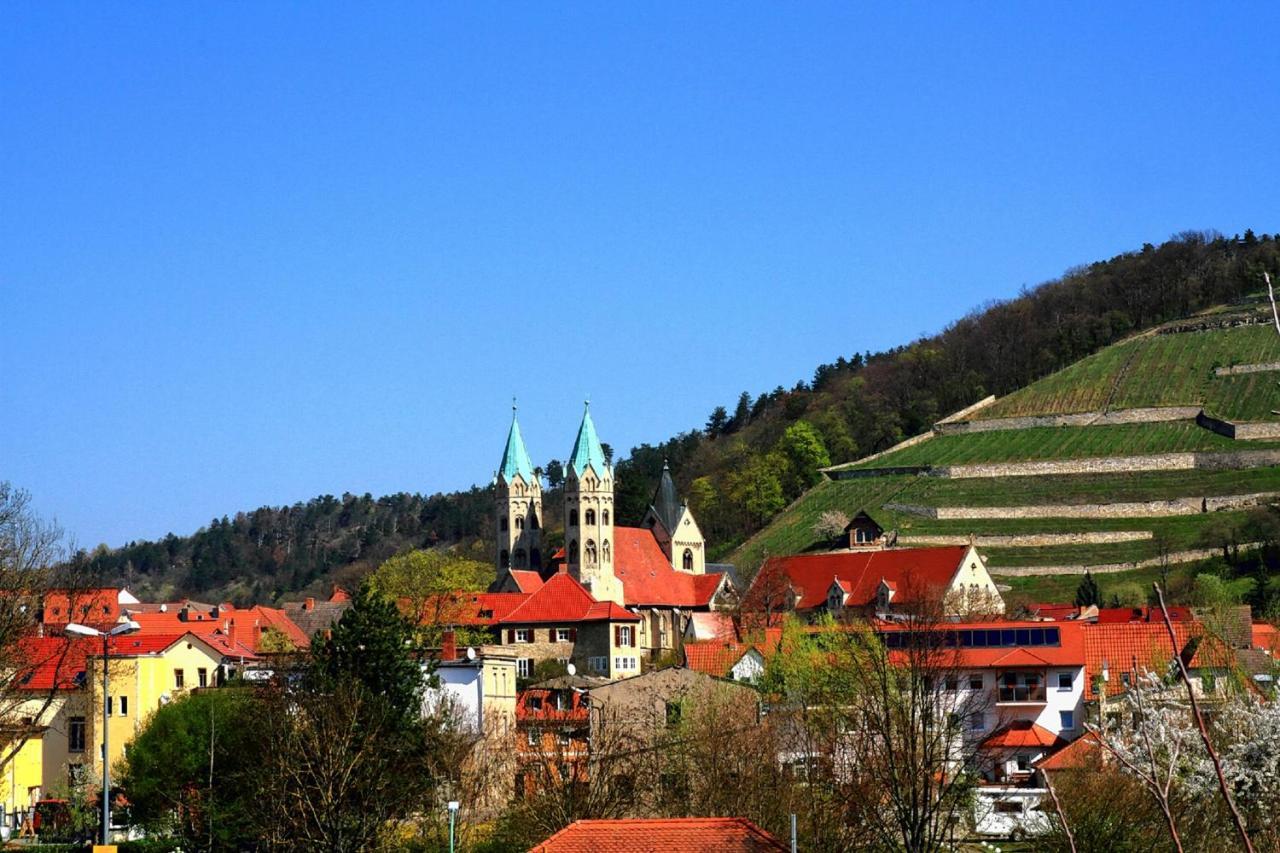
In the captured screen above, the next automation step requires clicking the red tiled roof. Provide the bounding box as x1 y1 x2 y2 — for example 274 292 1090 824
1253 622 1279 653
517 687 590 723
989 648 1054 668
612 527 723 608
129 605 309 652
749 546 969 611
502 573 640 624
1036 732 1102 772
684 627 784 677
41 589 124 625
96 631 259 660
530 818 789 852
16 636 93 691
1082 621 1198 698
981 719 1066 751
508 570 545 593
1095 605 1193 623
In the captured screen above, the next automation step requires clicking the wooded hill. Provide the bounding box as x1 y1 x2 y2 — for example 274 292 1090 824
81 231 1280 604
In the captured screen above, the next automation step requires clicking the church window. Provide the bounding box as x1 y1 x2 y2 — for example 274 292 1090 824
585 540 598 563
682 548 694 571
585 509 596 525
500 517 508 531
569 540 579 564
602 540 611 563
514 548 527 568
500 550 510 569
569 509 578 527
602 509 610 525
515 516 524 530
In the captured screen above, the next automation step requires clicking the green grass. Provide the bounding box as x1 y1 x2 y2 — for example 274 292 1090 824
842 421 1279 470
895 466 1280 506
984 324 1280 420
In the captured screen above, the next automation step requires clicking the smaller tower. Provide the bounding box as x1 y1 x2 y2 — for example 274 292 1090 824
564 402 624 604
642 461 706 574
495 405 542 578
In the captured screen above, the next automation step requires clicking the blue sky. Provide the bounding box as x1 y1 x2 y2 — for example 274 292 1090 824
3 4 1279 547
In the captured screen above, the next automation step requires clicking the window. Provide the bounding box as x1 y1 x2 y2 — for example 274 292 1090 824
554 692 569 711
515 516 524 530
944 676 958 692
514 628 532 643
1015 754 1030 772
528 696 543 711
1057 671 1072 691
682 548 694 571
1121 672 1131 687
555 628 573 643
106 697 113 716
517 658 534 679
198 668 208 688
68 718 85 752
1059 710 1075 730
969 673 983 690
588 656 607 673
527 729 538 746
557 731 572 746
585 509 596 525
618 626 633 647
174 669 185 689
602 509 609 525
569 509 578 527
568 540 579 564
585 540 597 563
968 713 984 732
613 656 638 673
514 548 527 568
120 696 128 717
602 540 611 563
500 517 508 531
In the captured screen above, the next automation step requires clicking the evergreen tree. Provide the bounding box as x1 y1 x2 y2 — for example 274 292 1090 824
705 406 730 437
1074 571 1101 608
731 391 752 431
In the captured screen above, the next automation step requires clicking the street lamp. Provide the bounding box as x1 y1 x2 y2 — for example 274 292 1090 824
65 620 140 847
447 800 459 853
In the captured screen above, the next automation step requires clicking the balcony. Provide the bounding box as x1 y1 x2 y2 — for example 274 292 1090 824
996 671 1046 705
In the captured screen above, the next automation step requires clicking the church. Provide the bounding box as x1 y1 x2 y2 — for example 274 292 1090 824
489 404 736 661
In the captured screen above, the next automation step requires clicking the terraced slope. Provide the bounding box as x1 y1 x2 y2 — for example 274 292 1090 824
730 307 1280 600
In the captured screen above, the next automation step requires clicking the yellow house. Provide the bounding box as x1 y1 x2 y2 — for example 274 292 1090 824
0 726 46 816
84 631 258 777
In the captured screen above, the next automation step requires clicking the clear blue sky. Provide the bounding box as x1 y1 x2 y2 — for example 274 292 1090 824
4 4 1279 548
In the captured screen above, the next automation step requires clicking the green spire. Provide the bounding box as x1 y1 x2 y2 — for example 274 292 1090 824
499 404 535 483
568 401 608 477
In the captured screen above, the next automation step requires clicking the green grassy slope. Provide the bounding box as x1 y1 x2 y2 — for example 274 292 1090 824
729 314 1280 587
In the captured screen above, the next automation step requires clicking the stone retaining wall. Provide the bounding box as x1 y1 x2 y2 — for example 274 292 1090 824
1197 411 1280 441
1214 361 1280 376
887 491 1279 520
899 531 1151 548
935 449 1280 479
936 394 998 424
936 406 1200 435
988 545 1256 577
829 465 930 481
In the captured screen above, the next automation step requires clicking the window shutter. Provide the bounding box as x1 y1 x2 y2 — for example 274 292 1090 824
507 629 515 644
630 626 636 647
569 628 577 642
614 626 620 646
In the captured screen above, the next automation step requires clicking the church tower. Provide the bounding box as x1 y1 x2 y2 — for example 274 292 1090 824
495 406 542 577
641 461 707 574
564 403 624 604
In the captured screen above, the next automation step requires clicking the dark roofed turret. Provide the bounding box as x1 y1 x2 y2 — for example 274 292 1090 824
649 461 681 535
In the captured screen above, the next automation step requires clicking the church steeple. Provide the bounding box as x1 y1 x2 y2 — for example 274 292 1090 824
568 401 609 478
495 403 542 575
564 402 622 604
649 460 680 536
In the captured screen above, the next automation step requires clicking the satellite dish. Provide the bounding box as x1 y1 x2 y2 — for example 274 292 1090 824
465 647 476 661
566 662 577 675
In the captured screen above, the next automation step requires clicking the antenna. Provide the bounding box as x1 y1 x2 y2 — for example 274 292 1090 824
465 647 476 661
566 662 577 676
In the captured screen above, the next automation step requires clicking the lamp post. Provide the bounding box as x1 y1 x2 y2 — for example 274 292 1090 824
65 620 140 847
447 800 459 853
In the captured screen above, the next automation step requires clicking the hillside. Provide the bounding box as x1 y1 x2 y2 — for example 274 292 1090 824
730 299 1280 610
81 231 1280 604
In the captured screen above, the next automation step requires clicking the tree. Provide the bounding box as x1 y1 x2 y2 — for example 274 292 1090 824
367 549 493 646
705 406 729 438
813 510 849 543
544 459 565 490
775 420 830 496
118 689 263 851
731 392 752 432
1074 571 1101 608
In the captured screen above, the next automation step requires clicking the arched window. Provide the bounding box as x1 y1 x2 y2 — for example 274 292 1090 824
515 516 525 530
500 517 508 531
569 509 578 527
682 548 694 571
585 540 598 563
500 550 510 569
602 540 611 564
530 513 540 530
585 509 596 526
569 540 579 564
531 548 542 569
602 509 610 525
514 548 527 568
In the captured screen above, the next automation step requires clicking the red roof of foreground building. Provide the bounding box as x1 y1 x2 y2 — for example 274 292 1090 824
749 546 970 612
981 719 1066 751
1082 621 1198 698
612 527 724 608
127 605 310 652
530 818 789 852
517 686 590 724
1253 622 1279 653
1036 732 1103 772
503 573 640 624
684 626 784 678
40 588 126 625
16 636 93 691
507 570 545 593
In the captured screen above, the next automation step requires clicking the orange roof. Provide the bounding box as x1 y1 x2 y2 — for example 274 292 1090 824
503 573 640 624
517 687 590 723
16 635 93 691
981 719 1066 750
530 818 788 852
128 605 310 652
41 589 124 625
1082 621 1198 698
1036 732 1102 772
1253 622 1279 653
613 527 724 608
748 546 969 611
683 642 759 677
508 570 545 593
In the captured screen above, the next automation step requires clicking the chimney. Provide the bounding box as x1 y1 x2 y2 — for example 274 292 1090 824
442 630 458 662
304 597 315 611
228 619 238 649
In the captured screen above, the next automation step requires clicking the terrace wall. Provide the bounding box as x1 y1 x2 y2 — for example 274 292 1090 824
1212 361 1280 376
1197 411 1280 441
886 491 1279 520
898 531 1151 547
935 406 1200 435
990 545 1258 577
935 449 1280 479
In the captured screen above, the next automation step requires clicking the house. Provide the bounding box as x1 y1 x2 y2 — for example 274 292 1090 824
745 544 1004 621
37 588 141 627
682 641 767 684
282 586 353 642
489 407 736 660
514 674 604 799
843 510 887 549
530 817 789 852
422 638 518 735
122 602 311 654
